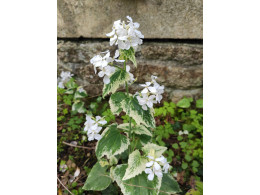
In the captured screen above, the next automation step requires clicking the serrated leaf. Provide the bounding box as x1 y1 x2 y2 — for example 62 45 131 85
118 123 152 136
177 98 191 108
159 173 181 195
142 143 167 158
96 124 130 159
109 92 155 128
112 164 161 195
119 47 137 67
103 69 130 98
83 162 112 191
123 150 148 180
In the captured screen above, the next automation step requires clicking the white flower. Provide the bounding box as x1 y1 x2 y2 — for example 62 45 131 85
60 71 73 82
106 16 144 50
90 51 113 73
98 65 116 84
153 83 164 103
58 81 65 89
145 155 169 181
58 71 73 88
179 130 189 135
84 115 107 141
60 164 67 173
183 130 189 135
140 82 157 94
137 93 156 110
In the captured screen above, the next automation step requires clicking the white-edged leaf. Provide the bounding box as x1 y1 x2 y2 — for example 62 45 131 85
96 124 130 159
158 173 181 195
112 164 161 195
109 92 155 128
118 123 152 136
142 143 167 157
123 150 147 180
83 162 112 191
72 101 86 113
103 69 130 98
119 47 137 67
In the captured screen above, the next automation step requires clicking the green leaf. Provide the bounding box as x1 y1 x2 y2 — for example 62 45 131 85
142 143 167 157
159 173 181 195
119 47 137 67
118 123 152 137
103 69 130 98
96 124 130 159
172 143 179 149
112 164 161 195
185 154 192 162
72 101 86 113
182 162 188 170
192 160 199 168
123 150 148 180
180 142 187 149
196 99 203 108
109 92 155 128
83 162 112 191
177 98 191 108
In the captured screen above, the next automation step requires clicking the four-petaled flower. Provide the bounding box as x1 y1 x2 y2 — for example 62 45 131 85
84 115 107 141
106 16 144 50
145 155 170 181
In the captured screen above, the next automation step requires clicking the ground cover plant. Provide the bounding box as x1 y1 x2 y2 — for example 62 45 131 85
57 16 203 195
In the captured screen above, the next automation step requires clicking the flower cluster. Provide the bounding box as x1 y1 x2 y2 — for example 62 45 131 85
179 130 189 135
145 155 170 181
136 75 164 110
84 115 107 141
90 50 124 84
106 16 144 50
58 71 73 88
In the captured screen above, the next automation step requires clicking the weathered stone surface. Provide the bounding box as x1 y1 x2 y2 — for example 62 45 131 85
57 40 203 101
57 0 203 39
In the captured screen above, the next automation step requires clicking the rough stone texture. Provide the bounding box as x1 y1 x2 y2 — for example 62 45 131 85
57 0 203 39
57 40 203 102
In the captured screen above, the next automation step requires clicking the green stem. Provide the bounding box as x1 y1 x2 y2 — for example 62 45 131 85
124 57 133 153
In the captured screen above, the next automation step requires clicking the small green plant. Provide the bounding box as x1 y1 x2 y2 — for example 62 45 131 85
153 97 203 188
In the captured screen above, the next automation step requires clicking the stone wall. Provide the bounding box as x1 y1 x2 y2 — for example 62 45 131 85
57 0 203 102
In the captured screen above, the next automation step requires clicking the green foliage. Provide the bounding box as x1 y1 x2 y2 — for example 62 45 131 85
83 162 112 191
109 92 155 128
95 124 130 159
153 97 203 185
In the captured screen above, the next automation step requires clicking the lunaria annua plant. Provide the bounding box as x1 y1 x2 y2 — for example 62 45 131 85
82 16 181 194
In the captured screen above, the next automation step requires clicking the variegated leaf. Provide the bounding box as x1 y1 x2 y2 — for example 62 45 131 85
109 92 155 128
123 150 147 180
83 162 111 191
158 173 181 195
112 164 162 195
118 123 152 136
96 124 130 159
142 143 167 157
103 69 130 98
119 47 137 67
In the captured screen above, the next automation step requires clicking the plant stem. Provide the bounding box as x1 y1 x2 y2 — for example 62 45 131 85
124 57 133 153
